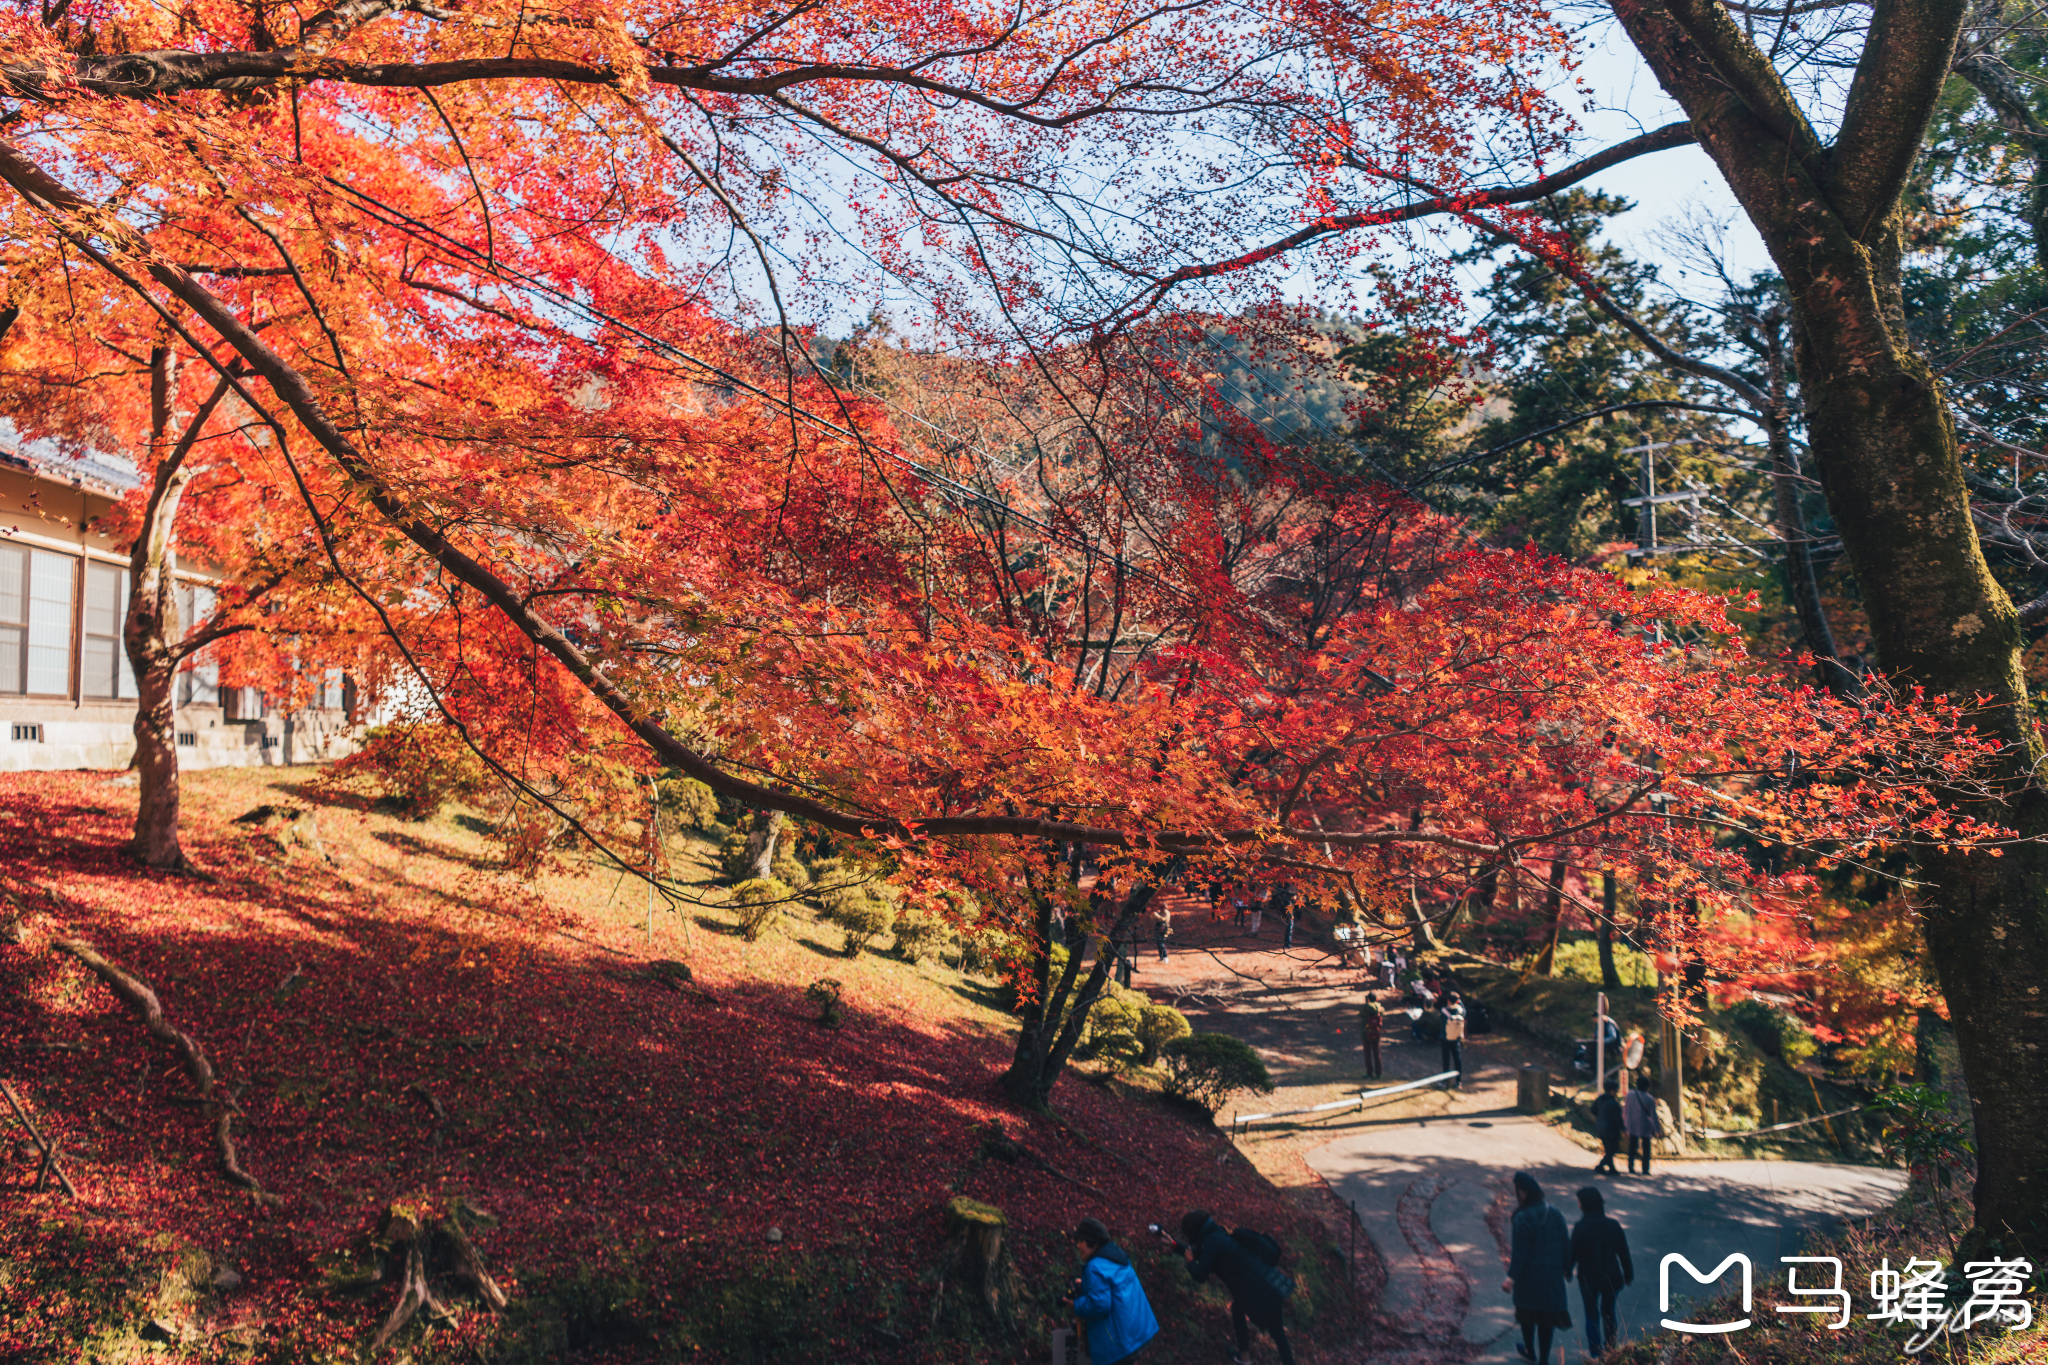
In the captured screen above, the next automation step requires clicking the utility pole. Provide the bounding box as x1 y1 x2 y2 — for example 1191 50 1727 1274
1622 441 1706 561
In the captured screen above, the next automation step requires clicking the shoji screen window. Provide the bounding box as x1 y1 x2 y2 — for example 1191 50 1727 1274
82 562 140 700
0 546 78 696
175 583 219 706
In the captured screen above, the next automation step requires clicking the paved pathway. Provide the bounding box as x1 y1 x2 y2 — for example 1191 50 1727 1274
1309 1108 1906 1355
1122 892 1909 1361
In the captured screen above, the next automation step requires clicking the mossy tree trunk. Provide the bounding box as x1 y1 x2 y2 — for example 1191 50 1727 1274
1612 0 2047 1270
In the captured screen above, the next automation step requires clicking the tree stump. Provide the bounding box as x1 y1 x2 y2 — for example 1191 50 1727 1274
937 1196 1020 1325
365 1198 508 1354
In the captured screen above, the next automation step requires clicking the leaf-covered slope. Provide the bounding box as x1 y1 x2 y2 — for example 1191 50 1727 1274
0 767 1346 1363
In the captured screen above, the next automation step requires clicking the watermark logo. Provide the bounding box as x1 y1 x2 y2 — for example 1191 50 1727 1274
1660 1253 1752 1334
1653 1253 2036 1353
1777 1256 1851 1331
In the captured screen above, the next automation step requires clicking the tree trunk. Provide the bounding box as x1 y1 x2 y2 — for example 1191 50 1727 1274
1531 854 1569 977
1596 868 1622 990
1758 308 1857 695
127 347 194 870
1786 179 2048 1282
1002 868 1150 1110
1681 896 1708 1010
742 808 785 881
1610 0 2046 1271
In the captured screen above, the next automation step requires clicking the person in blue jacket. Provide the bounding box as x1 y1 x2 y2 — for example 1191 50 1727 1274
1069 1218 1159 1365
1179 1210 1295 1365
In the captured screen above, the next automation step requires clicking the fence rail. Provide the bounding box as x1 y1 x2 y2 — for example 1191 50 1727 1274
1232 1071 1461 1134
1692 1104 1863 1142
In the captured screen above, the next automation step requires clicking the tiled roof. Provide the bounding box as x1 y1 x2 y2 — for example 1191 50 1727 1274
0 417 142 494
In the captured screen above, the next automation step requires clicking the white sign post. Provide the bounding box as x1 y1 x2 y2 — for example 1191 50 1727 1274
1595 991 1609 1092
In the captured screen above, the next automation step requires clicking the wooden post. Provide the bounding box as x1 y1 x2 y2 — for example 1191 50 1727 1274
645 774 658 945
1349 1199 1357 1302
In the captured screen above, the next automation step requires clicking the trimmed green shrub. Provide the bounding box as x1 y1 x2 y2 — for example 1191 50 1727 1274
719 820 810 889
313 721 490 820
805 978 845 1028
998 942 1072 1014
1081 994 1146 1071
657 777 721 831
892 909 955 963
1136 1004 1192 1065
813 859 900 957
730 878 795 941
1163 1033 1274 1114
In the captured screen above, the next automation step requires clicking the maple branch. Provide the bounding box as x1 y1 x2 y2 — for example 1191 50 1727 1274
1110 122 1697 315
417 86 494 270
6 45 1247 129
0 139 1838 878
1420 399 1760 482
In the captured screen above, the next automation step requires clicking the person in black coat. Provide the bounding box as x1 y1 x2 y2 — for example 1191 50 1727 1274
1179 1210 1294 1365
1564 1186 1634 1357
1590 1078 1624 1176
1503 1172 1571 1365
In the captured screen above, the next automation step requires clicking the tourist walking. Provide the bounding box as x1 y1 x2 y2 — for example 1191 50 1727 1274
1153 902 1172 961
1359 998 1384 1080
1247 891 1265 937
1624 1075 1661 1175
1565 1187 1633 1358
1590 1077 1623 1175
1440 991 1467 1088
1178 1211 1295 1365
1069 1218 1160 1365
1503 1172 1572 1365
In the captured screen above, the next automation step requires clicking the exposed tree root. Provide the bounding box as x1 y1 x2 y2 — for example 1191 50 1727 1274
2 1080 81 1199
976 1122 1106 1197
369 1232 448 1354
51 937 264 1196
367 1203 507 1354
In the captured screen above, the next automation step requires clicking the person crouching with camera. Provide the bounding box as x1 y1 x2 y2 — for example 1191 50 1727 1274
1069 1218 1160 1365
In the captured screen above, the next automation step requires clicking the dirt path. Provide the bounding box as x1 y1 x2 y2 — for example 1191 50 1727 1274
1128 894 1906 1364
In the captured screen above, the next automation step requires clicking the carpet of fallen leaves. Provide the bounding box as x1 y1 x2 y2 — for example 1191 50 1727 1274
0 768 1357 1363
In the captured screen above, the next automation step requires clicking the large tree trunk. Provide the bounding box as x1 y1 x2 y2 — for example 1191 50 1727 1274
1002 866 1151 1110
127 347 196 870
1611 0 2046 1271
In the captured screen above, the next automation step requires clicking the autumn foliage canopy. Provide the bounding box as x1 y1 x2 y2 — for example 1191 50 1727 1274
0 0 2019 1008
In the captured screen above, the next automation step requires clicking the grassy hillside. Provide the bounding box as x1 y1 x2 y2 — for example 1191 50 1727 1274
0 769 1354 1363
